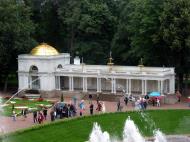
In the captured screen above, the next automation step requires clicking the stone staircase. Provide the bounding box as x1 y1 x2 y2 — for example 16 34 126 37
24 94 41 99
22 89 41 99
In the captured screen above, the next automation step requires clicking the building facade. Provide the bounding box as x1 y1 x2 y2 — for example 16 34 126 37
18 43 175 96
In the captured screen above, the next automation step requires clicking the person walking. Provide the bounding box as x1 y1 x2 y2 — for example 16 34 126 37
72 96 77 107
117 99 121 111
124 96 128 106
89 103 94 115
24 109 27 118
89 94 93 104
156 98 160 107
176 90 181 102
50 109 55 122
96 101 102 113
38 111 44 124
33 111 38 123
70 103 76 117
12 110 16 121
21 109 27 121
96 93 100 103
79 100 85 116
43 108 48 120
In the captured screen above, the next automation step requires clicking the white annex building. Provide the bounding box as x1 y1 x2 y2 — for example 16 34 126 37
18 43 175 96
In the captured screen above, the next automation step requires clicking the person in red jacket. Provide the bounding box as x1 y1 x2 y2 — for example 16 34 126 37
38 111 44 124
96 102 102 113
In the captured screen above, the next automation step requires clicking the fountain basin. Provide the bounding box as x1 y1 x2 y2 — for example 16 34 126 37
147 135 190 142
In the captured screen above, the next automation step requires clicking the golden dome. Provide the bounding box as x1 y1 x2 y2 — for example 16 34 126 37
30 43 59 56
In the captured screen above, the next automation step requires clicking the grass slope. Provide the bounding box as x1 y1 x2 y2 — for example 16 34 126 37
2 110 190 142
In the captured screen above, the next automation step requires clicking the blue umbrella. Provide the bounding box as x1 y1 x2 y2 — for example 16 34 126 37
149 92 160 97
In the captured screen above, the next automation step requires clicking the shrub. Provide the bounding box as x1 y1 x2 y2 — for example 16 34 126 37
4 96 11 100
21 96 28 100
37 98 43 102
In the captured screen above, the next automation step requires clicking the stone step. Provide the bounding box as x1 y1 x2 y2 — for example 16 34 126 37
24 94 41 99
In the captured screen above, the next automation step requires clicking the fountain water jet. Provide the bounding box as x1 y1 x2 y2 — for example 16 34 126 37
88 117 168 142
154 130 167 142
89 122 110 142
123 117 145 142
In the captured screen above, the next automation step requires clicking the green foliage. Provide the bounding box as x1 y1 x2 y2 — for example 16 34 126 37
0 0 36 88
112 0 190 90
1 0 190 91
58 0 117 64
2 110 190 142
158 0 190 71
112 0 165 66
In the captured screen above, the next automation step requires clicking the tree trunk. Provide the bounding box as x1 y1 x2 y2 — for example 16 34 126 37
3 75 9 92
184 74 189 96
70 24 75 64
178 73 184 94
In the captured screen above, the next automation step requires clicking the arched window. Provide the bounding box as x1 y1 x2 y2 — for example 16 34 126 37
29 65 38 73
57 64 62 69
29 65 40 90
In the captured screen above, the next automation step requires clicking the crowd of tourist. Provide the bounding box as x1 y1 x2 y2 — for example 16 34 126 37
11 91 182 123
116 94 162 112
11 96 105 124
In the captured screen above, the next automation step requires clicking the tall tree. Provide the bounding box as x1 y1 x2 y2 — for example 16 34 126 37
0 0 36 91
112 0 165 66
113 0 190 92
25 0 63 50
58 0 117 64
157 0 190 91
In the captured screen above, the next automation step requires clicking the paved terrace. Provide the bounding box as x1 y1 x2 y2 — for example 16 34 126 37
0 94 189 134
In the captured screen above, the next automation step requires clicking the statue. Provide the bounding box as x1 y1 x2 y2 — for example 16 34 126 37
138 58 144 67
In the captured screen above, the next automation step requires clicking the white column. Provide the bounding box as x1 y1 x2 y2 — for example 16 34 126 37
58 76 60 90
111 78 114 93
167 79 170 93
85 77 88 92
69 76 74 91
145 80 147 95
165 79 168 93
97 78 99 92
158 80 160 92
71 76 74 91
69 76 72 91
142 80 144 95
129 79 131 95
161 80 163 95
83 77 87 92
83 77 85 92
114 78 116 94
126 79 129 94
55 76 56 89
97 78 101 92
28 76 31 89
169 76 175 94
111 78 116 94
99 78 101 92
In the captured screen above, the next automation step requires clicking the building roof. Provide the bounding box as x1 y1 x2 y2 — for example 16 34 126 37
55 64 174 79
30 43 59 56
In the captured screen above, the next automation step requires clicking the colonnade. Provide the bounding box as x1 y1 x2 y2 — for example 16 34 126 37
55 75 175 95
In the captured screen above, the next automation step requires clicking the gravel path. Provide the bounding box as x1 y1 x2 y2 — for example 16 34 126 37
0 96 189 134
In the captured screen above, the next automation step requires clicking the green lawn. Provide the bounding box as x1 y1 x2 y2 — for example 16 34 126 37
1 110 190 142
1 98 53 116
